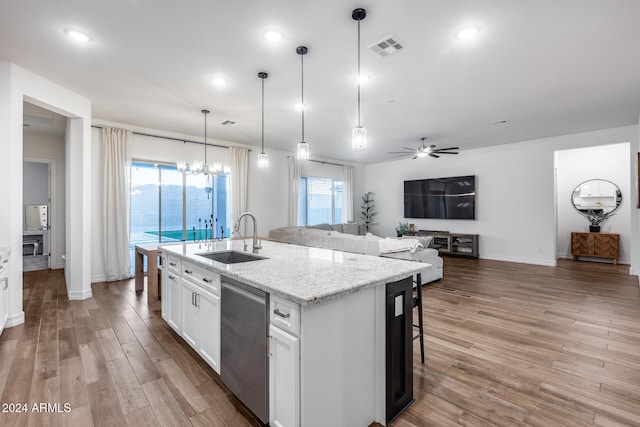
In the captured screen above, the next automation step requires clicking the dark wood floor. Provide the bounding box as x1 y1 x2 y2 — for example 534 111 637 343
1 257 639 426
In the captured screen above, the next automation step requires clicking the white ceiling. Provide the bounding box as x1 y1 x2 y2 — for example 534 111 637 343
2 0 640 164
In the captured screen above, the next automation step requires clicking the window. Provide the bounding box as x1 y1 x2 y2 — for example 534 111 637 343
130 161 230 271
299 177 343 226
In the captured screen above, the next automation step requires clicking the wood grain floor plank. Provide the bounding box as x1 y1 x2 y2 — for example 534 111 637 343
59 404 94 427
156 357 209 417
122 341 161 385
141 378 191 427
59 356 89 409
27 375 59 427
106 357 149 415
125 405 160 427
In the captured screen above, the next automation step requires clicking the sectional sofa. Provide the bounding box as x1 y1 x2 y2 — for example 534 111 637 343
269 224 443 284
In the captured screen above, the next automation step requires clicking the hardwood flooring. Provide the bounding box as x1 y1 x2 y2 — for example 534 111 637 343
1 257 639 426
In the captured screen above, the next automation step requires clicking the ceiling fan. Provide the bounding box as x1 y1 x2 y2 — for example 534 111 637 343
389 137 459 160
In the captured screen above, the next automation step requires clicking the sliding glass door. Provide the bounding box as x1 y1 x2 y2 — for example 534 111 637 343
130 161 229 272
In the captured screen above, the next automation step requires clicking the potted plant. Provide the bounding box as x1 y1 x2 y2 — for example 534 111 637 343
584 208 615 232
395 222 410 237
360 191 377 232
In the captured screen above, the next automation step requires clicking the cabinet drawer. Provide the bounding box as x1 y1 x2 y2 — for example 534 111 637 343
182 262 221 295
270 295 300 337
166 255 181 275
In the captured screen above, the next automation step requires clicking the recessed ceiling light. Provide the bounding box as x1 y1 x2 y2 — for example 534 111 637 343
64 29 92 42
212 77 227 86
456 26 480 40
356 74 371 84
264 30 283 42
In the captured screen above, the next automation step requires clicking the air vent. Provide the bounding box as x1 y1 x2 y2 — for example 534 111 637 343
368 35 404 57
221 120 237 126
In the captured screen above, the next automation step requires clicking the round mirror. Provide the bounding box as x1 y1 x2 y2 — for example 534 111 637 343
571 179 622 215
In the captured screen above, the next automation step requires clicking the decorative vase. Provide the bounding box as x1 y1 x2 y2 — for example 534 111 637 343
589 225 601 232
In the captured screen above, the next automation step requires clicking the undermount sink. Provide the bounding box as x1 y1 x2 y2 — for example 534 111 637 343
196 250 267 264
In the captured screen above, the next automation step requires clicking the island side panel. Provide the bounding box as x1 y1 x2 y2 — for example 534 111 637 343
299 285 385 426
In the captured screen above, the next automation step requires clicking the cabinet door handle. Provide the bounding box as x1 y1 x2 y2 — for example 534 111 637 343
169 262 177 267
274 308 290 319
168 274 176 280
184 269 193 274
1 278 7 290
192 291 196 306
195 293 200 308
203 277 211 283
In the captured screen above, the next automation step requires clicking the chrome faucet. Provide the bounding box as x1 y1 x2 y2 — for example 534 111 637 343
234 212 262 254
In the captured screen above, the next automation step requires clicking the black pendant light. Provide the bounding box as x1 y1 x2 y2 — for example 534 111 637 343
352 8 367 150
257 72 269 168
296 46 310 160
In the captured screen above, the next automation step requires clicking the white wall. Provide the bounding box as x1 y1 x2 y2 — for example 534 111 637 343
556 143 630 263
24 134 67 269
0 61 92 331
23 161 49 205
365 125 638 267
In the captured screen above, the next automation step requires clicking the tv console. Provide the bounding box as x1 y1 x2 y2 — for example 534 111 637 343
408 231 479 258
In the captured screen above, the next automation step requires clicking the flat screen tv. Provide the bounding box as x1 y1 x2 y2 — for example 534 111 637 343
404 175 476 219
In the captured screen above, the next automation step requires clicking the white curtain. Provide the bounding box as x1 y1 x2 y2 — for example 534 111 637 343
229 146 249 231
342 164 354 222
288 156 301 226
102 127 132 281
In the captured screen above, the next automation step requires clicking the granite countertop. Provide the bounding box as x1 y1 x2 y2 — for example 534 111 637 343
160 240 429 306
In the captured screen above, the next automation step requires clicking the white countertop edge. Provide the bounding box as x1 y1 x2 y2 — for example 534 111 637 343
159 241 428 306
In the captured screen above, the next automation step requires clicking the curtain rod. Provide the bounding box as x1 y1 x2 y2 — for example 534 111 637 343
91 125 251 151
287 155 346 167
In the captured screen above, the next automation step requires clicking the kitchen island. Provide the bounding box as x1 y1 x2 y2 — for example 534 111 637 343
160 240 429 427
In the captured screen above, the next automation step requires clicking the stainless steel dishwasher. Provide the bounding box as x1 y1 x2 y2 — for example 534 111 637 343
221 277 269 424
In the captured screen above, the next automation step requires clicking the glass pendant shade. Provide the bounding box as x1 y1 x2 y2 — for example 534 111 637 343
204 175 212 199
297 141 309 160
257 151 269 168
177 160 188 173
352 126 367 150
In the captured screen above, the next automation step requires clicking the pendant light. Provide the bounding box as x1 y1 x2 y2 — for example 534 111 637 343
296 46 310 160
177 110 209 175
202 109 213 198
352 8 367 151
257 72 269 168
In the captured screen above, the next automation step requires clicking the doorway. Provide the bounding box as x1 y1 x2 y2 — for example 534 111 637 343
23 101 66 272
23 161 50 271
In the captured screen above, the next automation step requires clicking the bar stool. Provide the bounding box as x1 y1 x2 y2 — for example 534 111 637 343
413 273 425 364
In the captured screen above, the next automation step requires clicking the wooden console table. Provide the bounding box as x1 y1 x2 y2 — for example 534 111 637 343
134 243 160 303
570 232 619 264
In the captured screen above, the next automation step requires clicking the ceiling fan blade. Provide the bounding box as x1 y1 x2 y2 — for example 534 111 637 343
434 151 458 155
412 156 418 160
434 146 460 151
391 154 410 158
388 151 412 154
401 147 415 151
429 153 440 158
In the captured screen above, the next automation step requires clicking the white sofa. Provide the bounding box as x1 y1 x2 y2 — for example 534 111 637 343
269 226 443 284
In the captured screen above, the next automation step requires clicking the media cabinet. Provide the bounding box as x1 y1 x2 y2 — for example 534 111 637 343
408 230 479 258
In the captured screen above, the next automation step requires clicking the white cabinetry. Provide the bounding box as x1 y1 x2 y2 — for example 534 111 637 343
179 260 221 374
269 295 300 427
0 252 9 335
162 254 181 333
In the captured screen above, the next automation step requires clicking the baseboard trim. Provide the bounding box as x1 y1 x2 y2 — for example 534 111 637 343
6 311 25 328
67 288 93 300
91 274 107 283
480 254 557 267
